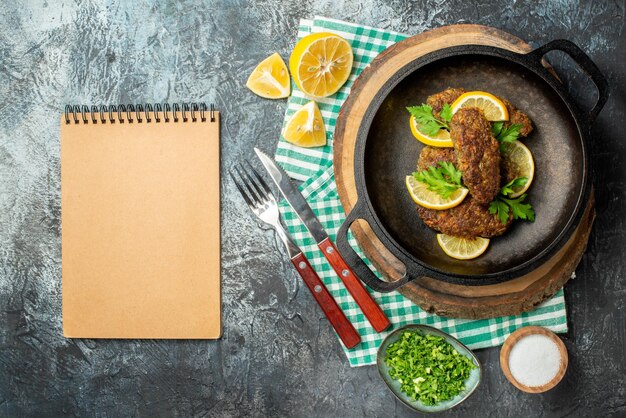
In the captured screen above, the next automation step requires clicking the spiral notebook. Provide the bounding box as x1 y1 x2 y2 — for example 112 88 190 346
61 103 221 339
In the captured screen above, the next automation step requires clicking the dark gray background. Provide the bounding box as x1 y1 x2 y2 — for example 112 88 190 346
1 1 625 416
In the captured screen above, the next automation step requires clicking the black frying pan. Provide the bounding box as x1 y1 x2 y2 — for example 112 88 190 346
336 40 608 291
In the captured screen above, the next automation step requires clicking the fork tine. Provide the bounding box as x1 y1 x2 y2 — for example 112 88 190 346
230 169 256 209
245 161 272 196
240 164 269 202
234 164 262 206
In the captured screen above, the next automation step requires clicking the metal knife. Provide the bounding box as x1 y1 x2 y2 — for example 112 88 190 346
231 163 361 349
255 148 391 333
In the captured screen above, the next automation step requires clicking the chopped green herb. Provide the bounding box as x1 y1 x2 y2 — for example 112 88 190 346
385 331 477 406
413 162 463 198
488 178 535 225
407 105 450 136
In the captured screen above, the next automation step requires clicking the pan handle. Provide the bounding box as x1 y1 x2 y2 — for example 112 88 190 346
336 200 411 292
526 39 608 124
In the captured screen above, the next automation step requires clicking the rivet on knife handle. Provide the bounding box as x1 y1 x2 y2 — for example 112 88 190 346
291 252 361 349
318 238 391 332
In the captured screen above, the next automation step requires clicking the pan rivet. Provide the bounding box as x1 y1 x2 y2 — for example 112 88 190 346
326 246 334 254
314 285 322 293
298 261 306 269
342 269 349 277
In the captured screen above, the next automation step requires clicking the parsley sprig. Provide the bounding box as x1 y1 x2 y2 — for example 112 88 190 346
407 103 453 136
500 177 528 196
413 161 463 198
385 331 477 406
489 177 535 224
491 122 522 150
439 103 453 123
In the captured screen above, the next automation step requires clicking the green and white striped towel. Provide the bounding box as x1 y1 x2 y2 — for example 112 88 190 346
276 17 568 367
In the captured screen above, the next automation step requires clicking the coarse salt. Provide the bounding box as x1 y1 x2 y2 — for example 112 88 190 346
508 334 562 387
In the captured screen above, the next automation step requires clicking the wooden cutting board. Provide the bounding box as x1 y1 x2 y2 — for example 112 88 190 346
334 24 594 319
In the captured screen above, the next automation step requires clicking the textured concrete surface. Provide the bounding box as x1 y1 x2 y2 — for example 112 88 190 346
1 1 625 416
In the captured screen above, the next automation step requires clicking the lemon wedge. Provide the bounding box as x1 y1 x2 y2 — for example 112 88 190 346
501 140 535 198
450 91 509 121
282 101 326 148
409 116 453 147
405 175 468 210
246 52 290 99
437 234 490 260
290 33 353 98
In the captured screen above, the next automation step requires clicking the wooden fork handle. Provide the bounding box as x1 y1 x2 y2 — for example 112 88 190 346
317 238 391 333
291 253 361 349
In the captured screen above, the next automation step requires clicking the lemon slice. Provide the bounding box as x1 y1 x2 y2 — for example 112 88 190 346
405 175 468 210
282 101 326 148
437 234 490 260
409 116 453 147
246 52 290 99
450 91 509 121
289 32 353 98
501 140 535 198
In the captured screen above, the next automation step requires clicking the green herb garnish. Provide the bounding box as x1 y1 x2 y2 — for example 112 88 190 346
385 331 477 406
488 177 535 224
439 103 453 123
407 104 450 136
499 177 528 196
491 122 522 151
413 162 463 198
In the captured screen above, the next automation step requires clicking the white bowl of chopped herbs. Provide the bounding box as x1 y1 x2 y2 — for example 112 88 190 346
377 325 482 413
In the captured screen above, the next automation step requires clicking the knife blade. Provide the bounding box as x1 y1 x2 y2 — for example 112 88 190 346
255 148 390 332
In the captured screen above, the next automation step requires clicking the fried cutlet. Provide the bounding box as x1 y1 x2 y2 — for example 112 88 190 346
500 98 533 137
417 146 456 171
428 88 533 137
450 108 501 205
427 87 466 117
415 146 512 238
416 196 512 238
501 154 521 185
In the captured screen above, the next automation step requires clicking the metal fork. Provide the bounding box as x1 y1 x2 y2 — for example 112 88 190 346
230 162 361 348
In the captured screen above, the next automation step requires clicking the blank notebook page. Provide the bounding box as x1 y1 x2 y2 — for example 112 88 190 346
61 109 221 339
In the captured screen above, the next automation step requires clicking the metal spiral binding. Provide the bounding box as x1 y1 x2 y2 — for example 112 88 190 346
90 105 98 124
109 105 117 124
81 106 89 124
64 103 216 124
182 103 189 122
118 104 126 123
154 104 162 122
163 103 171 122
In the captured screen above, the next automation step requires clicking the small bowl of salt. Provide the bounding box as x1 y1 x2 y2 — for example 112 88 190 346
500 326 568 393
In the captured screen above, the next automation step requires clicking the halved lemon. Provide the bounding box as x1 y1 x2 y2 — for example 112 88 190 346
437 234 490 260
289 32 353 98
246 52 290 99
405 175 468 210
409 116 453 147
501 140 535 198
282 101 326 147
450 91 509 121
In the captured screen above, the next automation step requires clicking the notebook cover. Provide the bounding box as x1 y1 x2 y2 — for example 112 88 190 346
60 112 221 339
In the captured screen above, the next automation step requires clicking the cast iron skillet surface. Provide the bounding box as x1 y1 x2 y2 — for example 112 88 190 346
336 41 608 290
368 55 580 275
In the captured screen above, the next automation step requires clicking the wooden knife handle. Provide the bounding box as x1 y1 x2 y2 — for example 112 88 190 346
291 253 361 349
318 238 391 333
